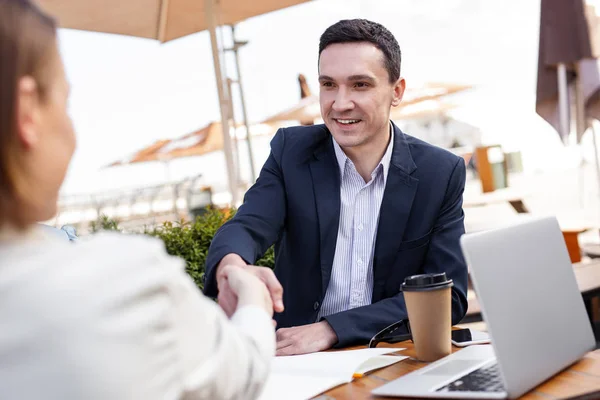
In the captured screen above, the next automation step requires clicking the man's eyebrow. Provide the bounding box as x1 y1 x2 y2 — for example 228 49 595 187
318 75 377 83
318 75 334 82
347 75 376 83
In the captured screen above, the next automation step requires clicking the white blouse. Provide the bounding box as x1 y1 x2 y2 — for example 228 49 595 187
0 229 275 399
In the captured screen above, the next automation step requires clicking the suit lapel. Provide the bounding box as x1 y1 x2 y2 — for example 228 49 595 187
309 136 341 297
372 123 419 300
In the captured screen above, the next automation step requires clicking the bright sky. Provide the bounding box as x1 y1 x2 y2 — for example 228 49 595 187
56 0 598 196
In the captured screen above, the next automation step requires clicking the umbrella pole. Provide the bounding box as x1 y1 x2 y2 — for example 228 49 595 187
591 120 600 227
227 77 243 182
557 63 570 144
229 24 257 183
205 0 239 206
575 65 587 208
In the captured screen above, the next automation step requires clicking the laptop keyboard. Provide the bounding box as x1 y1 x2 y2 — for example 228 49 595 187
436 362 505 393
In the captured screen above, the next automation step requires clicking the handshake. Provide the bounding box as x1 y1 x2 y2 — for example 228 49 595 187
216 253 339 356
215 253 285 320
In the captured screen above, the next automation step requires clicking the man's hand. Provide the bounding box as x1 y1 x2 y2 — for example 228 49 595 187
275 321 338 356
216 253 284 317
219 264 273 317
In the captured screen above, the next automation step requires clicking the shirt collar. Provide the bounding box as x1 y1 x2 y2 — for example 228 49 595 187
332 122 394 184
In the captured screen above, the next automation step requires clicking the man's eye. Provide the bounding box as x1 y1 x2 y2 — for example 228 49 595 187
355 82 369 88
321 82 334 87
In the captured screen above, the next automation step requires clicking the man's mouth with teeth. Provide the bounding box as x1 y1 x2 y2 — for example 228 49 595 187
334 119 361 125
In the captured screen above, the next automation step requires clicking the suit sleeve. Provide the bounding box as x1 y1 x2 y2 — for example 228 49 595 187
322 158 469 347
203 129 287 297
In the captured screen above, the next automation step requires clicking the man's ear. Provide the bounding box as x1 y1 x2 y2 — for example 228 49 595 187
16 76 40 149
391 77 406 107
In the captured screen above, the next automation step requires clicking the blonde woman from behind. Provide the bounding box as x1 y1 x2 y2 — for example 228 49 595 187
0 0 282 398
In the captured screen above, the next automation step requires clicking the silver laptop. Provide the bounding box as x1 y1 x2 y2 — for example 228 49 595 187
372 216 596 399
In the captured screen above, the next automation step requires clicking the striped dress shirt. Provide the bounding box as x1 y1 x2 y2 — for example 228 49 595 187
318 125 394 319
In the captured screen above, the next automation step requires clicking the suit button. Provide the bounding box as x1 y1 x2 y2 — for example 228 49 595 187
313 301 320 310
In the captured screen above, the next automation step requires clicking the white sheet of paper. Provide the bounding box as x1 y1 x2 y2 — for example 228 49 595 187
271 348 403 378
258 374 345 400
354 354 408 375
258 348 408 400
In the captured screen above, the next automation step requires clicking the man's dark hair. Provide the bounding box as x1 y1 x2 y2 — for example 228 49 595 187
319 19 401 83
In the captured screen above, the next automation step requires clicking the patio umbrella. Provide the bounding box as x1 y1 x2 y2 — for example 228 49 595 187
391 100 458 121
298 73 312 99
108 121 275 167
261 82 471 125
536 0 600 143
536 0 600 216
37 0 312 204
297 73 314 125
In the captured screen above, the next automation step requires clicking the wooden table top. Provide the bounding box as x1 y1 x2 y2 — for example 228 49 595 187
318 341 600 399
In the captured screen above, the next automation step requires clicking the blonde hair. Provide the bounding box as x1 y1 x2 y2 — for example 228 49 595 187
0 0 57 227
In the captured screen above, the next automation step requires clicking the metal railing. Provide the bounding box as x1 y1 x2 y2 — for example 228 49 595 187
51 174 212 233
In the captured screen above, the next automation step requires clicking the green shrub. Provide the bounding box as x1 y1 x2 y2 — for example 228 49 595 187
143 207 275 291
89 215 121 233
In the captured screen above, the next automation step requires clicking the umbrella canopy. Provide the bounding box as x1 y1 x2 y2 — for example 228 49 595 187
391 100 458 121
261 82 471 125
262 95 320 125
536 0 600 141
37 0 311 43
298 73 312 98
108 122 274 167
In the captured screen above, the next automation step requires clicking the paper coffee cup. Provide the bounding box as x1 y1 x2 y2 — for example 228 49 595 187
402 273 453 362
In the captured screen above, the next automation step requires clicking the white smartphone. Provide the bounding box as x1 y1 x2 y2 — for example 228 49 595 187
451 328 491 347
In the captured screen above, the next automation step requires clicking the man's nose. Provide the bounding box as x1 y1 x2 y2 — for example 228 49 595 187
332 88 354 112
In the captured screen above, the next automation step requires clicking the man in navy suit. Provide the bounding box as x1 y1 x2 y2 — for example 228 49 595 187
204 19 468 355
